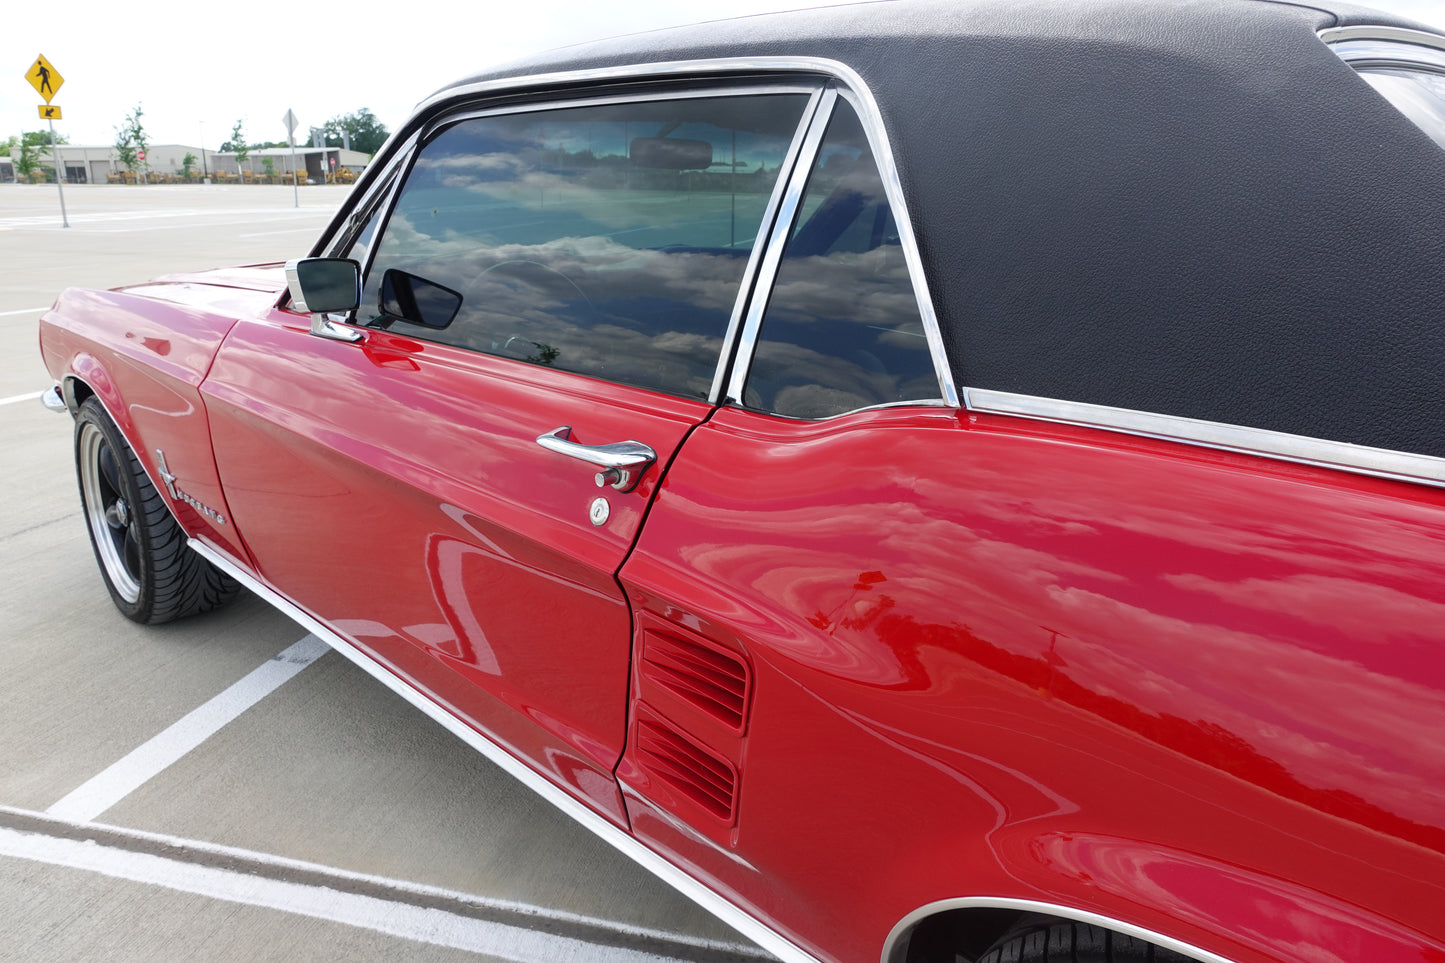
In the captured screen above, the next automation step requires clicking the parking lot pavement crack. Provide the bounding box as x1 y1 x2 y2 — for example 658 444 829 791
0 805 775 962
1 515 74 542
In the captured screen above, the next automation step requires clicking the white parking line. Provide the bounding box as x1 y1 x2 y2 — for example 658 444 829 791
0 306 49 317
0 391 44 407
0 825 707 962
46 635 329 822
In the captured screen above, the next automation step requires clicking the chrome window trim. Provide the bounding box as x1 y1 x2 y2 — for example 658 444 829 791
833 85 957 408
1331 39 1445 72
411 56 959 411
314 129 419 264
724 83 960 411
1320 25 1445 58
324 140 414 268
413 56 850 117
726 86 839 404
964 388 1445 489
725 83 959 410
882 897 1237 963
420 81 823 138
710 86 827 404
187 535 822 963
750 397 955 423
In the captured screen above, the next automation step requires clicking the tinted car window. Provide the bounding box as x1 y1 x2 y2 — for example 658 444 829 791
744 100 936 419
358 94 809 399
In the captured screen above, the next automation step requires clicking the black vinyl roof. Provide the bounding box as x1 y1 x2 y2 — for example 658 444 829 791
430 0 1445 459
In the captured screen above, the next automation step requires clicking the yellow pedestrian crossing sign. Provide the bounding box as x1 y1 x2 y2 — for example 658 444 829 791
39 104 62 120
26 54 63 104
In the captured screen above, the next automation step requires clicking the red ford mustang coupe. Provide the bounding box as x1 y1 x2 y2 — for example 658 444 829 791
36 1 1445 960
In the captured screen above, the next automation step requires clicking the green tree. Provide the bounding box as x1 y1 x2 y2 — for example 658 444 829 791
22 129 67 148
12 129 66 182
15 138 41 181
182 151 198 180
318 109 389 156
223 119 250 175
113 104 147 176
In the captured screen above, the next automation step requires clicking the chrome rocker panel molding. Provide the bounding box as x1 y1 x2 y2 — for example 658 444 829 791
882 897 1237 963
185 536 822 963
964 388 1445 489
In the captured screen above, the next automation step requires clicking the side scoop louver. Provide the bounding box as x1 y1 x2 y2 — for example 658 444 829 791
641 629 751 732
635 720 738 821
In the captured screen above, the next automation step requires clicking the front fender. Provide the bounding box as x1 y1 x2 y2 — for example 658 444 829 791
40 286 256 568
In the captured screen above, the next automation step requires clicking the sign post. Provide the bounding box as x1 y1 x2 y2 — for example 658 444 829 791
25 53 68 228
283 108 300 208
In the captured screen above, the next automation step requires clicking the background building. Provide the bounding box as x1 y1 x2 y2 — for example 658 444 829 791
209 147 370 183
4 144 369 183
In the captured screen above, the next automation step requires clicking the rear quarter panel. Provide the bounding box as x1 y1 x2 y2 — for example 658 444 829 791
620 405 1445 963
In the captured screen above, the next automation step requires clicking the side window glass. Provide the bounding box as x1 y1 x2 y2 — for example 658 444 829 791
359 94 809 399
744 100 936 419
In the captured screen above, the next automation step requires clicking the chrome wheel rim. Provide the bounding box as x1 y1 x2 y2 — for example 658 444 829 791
79 422 142 603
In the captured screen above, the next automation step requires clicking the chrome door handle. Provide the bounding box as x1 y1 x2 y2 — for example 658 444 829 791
536 426 656 493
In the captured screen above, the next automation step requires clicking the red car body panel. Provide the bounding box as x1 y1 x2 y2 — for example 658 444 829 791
199 305 711 822
38 277 280 566
619 406 1445 962
34 4 1445 960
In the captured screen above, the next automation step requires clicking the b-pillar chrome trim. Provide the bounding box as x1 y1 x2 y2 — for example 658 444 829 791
185 536 823 963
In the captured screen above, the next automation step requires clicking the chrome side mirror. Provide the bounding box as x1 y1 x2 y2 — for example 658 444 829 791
285 258 363 343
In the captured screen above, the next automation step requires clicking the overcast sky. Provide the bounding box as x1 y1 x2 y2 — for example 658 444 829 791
1 0 834 149
4 0 1443 150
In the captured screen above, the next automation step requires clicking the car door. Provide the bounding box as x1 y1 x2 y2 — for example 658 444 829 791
202 86 817 821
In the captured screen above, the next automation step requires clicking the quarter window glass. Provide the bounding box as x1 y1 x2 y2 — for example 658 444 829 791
744 100 936 419
1359 68 1445 149
358 94 809 399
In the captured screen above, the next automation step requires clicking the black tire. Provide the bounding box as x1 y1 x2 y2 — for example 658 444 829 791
977 918 1192 963
74 398 241 624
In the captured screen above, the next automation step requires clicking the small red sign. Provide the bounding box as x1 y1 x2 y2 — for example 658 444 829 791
137 150 146 160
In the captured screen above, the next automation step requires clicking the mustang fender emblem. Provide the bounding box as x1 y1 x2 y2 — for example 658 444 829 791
154 449 227 525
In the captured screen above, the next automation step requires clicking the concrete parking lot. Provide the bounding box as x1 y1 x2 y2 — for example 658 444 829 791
0 184 774 962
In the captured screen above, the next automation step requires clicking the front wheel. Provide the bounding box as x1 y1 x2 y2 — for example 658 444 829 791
75 398 240 624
